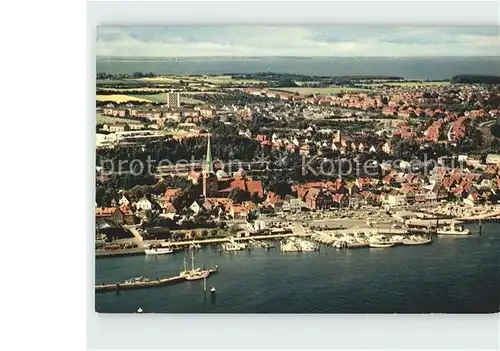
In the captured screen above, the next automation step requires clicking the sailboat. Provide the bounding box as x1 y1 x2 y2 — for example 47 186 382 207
180 249 210 281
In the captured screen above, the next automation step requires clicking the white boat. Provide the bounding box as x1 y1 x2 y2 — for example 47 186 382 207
222 237 247 251
437 221 471 236
369 235 395 248
222 242 246 251
402 236 433 245
369 242 395 248
145 247 174 255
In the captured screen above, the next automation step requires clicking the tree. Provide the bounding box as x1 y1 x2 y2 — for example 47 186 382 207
101 195 110 207
247 210 259 222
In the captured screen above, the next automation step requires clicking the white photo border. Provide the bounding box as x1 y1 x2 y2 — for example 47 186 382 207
87 1 500 349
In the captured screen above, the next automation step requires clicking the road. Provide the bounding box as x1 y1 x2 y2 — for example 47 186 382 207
478 119 496 148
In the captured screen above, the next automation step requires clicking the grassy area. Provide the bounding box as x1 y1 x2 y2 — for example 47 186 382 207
136 76 182 84
96 113 146 125
138 75 264 85
130 93 206 105
96 94 152 103
98 87 171 93
273 86 371 95
131 93 169 103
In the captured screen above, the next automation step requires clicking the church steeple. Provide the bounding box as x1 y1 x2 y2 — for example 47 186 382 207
203 135 213 174
202 135 217 199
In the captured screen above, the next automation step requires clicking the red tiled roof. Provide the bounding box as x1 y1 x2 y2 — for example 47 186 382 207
164 188 181 202
164 202 177 213
95 207 117 217
332 193 344 202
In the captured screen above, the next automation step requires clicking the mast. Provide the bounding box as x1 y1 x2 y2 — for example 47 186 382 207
191 248 195 271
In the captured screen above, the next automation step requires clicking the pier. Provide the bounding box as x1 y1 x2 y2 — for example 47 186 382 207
95 267 218 293
144 232 312 248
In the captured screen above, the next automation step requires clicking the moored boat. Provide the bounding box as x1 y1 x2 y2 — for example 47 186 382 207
222 237 248 251
369 242 395 248
180 249 212 281
145 246 174 255
184 270 210 281
368 235 395 248
402 235 433 245
437 221 471 236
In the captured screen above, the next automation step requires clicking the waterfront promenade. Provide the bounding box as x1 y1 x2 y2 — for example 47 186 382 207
144 231 311 247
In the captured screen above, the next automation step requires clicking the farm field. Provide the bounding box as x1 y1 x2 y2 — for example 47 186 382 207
96 94 152 103
96 113 146 125
98 87 171 93
272 86 371 95
137 75 265 85
130 93 206 105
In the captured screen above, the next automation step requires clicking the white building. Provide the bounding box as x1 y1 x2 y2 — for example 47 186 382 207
190 201 201 214
166 92 180 108
135 197 153 211
119 195 130 207
485 154 500 165
289 198 304 211
383 194 407 209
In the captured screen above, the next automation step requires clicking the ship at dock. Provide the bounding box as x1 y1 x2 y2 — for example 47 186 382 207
145 245 173 255
180 249 213 281
368 235 395 248
221 237 248 251
436 221 471 236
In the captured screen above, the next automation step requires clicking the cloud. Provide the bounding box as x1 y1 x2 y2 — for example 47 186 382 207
96 26 499 57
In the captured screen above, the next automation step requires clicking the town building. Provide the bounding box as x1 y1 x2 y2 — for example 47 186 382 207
166 91 180 108
135 196 153 211
486 154 500 165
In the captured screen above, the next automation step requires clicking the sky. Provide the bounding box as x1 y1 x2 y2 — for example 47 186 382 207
96 26 499 57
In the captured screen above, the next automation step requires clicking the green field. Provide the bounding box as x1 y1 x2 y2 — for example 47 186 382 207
135 75 265 85
96 113 146 125
96 94 152 103
130 93 206 105
272 86 371 95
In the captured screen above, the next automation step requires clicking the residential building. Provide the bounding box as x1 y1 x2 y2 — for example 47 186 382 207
383 194 407 209
190 201 201 214
166 92 180 108
119 195 130 207
486 154 500 165
135 196 153 211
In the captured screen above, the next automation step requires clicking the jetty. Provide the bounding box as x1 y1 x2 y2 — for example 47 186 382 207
95 267 218 293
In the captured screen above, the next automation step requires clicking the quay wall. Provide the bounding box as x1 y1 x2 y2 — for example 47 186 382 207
96 248 145 259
